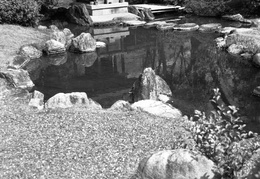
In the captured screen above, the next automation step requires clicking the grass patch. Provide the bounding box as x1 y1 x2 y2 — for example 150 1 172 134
0 24 50 70
0 103 192 179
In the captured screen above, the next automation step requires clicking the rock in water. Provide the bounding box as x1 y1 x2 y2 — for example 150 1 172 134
44 39 66 55
131 67 172 102
69 33 96 53
67 3 93 26
253 53 260 67
199 23 222 33
134 149 218 179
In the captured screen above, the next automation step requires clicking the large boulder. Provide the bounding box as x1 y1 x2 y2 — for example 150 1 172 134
45 92 102 109
69 33 96 53
66 3 93 26
130 68 172 102
0 69 34 90
131 100 182 119
133 149 218 179
226 28 260 54
44 39 66 55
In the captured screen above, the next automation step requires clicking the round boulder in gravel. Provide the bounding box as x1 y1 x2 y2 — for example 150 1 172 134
69 33 96 53
45 92 89 109
45 39 66 55
199 23 222 33
133 149 218 179
253 53 260 67
29 90 44 110
173 23 199 31
19 45 42 59
131 100 182 119
109 100 132 111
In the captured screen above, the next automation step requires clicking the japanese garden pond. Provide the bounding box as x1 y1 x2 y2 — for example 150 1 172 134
29 16 260 131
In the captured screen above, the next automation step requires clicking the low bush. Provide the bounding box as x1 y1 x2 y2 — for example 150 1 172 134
190 88 260 178
0 0 40 26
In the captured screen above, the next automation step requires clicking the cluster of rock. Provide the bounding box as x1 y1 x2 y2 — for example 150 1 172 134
212 15 260 97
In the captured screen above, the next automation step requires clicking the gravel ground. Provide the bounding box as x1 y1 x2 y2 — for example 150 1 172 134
0 101 192 179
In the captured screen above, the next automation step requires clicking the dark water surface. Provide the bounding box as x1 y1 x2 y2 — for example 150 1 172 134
31 16 260 131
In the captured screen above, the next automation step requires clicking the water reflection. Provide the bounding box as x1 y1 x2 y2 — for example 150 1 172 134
30 23 260 129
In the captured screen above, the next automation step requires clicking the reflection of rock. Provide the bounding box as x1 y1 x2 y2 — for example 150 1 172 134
0 69 34 90
19 45 43 59
131 68 172 102
29 90 44 110
134 149 218 179
67 3 93 26
74 51 97 67
69 33 96 53
45 92 101 109
132 100 182 119
48 53 68 66
44 39 66 55
8 55 30 69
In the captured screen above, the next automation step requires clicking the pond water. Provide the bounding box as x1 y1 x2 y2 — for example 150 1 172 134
29 16 260 131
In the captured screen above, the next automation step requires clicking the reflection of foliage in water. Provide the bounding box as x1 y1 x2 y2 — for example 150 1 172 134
154 30 259 119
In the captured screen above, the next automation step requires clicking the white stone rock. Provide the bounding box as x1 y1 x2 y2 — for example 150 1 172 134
96 41 106 48
135 149 218 179
131 99 182 119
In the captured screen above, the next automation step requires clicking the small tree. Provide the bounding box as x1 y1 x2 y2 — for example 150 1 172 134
190 88 260 178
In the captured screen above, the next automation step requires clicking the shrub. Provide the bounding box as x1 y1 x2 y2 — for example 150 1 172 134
190 88 260 178
0 0 40 26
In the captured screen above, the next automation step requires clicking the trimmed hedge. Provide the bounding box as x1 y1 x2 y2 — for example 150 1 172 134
0 0 40 26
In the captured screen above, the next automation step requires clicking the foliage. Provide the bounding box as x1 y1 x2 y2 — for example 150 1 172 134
190 88 260 178
36 0 59 8
0 0 40 26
